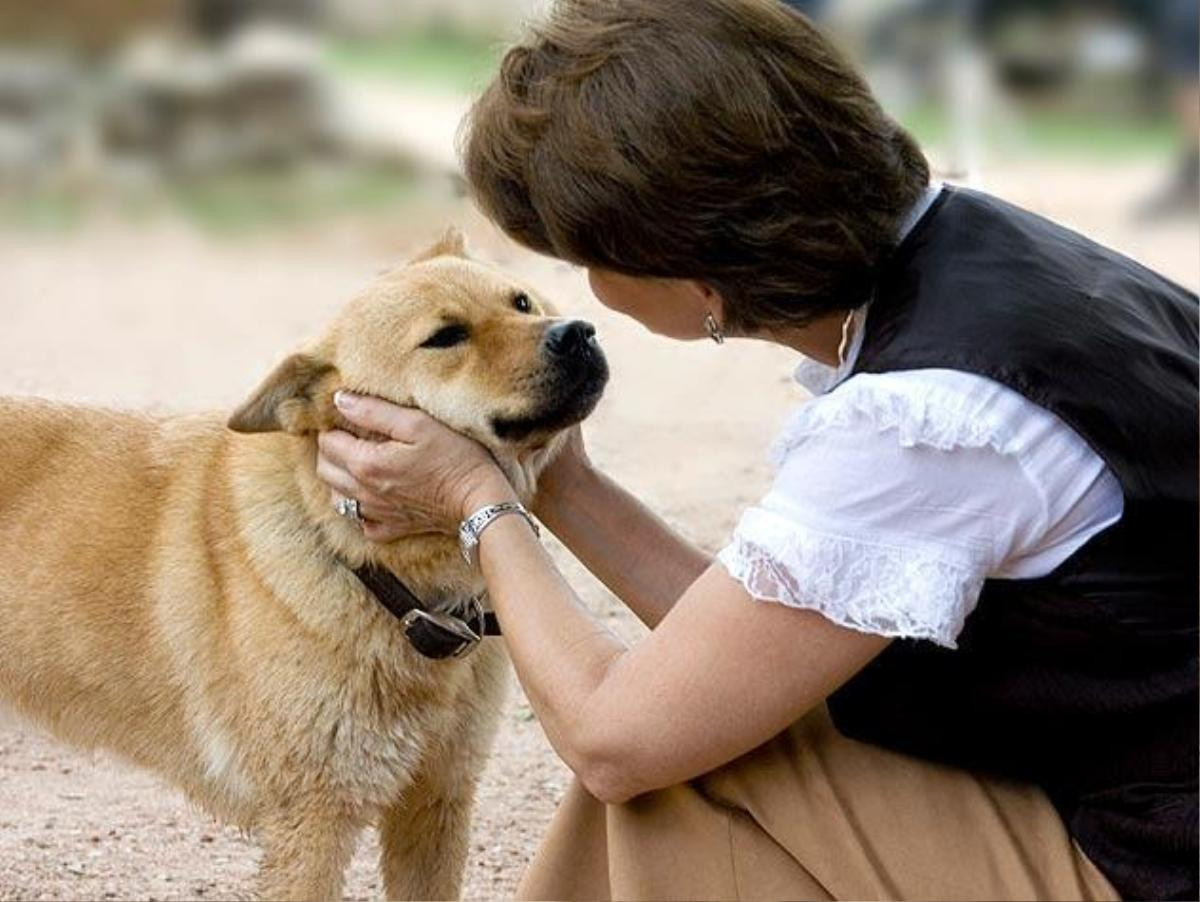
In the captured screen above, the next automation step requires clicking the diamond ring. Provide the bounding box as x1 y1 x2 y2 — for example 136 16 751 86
335 496 364 525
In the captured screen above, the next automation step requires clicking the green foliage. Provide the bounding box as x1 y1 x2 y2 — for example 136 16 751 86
165 166 421 234
0 166 422 236
0 189 85 232
326 29 505 94
902 104 1177 161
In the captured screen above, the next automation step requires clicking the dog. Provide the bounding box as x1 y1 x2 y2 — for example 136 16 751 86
0 228 608 900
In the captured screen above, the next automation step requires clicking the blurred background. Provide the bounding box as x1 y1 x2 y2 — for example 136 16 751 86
0 0 1196 236
0 2 1196 901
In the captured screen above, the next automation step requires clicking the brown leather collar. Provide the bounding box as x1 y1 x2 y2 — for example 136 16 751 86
351 563 501 660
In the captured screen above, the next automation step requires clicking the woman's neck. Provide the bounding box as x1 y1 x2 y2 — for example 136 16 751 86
756 309 852 366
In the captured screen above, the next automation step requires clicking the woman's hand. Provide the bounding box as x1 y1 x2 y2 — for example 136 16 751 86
316 392 515 543
530 424 593 520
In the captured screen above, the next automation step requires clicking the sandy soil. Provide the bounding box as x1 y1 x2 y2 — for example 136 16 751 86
0 159 1195 900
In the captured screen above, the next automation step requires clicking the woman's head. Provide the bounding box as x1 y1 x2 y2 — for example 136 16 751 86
463 0 929 338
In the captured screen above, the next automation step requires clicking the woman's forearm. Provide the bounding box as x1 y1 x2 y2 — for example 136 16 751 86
533 461 710 628
470 483 892 804
462 479 630 787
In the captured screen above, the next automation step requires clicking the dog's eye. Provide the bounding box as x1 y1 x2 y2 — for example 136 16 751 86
513 293 533 314
420 324 469 349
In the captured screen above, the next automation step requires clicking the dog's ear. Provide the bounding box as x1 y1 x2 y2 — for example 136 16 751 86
409 226 469 263
228 353 338 435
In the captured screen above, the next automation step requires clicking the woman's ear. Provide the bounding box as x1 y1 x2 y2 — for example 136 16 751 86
697 280 722 301
686 280 727 323
227 353 339 435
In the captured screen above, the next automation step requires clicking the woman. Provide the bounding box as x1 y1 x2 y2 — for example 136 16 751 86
317 1 1198 898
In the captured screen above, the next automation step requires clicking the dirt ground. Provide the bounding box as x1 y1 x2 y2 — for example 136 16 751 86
0 160 1195 900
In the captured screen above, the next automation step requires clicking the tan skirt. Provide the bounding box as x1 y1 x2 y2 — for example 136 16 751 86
516 707 1120 901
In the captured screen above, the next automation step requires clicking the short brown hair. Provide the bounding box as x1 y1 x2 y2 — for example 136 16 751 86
463 0 930 334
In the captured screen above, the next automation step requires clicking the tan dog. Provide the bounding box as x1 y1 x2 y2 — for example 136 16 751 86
0 229 608 900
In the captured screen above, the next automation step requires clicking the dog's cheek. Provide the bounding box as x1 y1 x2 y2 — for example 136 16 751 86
411 378 478 432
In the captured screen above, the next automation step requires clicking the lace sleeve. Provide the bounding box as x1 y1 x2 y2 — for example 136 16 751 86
717 507 985 649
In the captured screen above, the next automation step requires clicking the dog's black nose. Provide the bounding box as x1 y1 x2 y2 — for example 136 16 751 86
544 320 597 358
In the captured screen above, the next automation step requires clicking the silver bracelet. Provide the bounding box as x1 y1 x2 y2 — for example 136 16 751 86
458 501 539 566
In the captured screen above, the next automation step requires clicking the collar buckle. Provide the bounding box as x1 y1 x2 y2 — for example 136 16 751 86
351 561 495 660
400 606 482 659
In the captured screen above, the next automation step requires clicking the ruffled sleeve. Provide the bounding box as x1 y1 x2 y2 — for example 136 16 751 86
717 370 1062 649
717 507 985 647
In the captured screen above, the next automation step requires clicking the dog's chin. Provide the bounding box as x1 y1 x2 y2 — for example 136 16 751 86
489 371 608 447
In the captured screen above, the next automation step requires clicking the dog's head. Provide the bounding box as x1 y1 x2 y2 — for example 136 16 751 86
227 228 608 485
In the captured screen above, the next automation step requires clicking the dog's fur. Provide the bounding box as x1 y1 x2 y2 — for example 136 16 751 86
0 230 607 900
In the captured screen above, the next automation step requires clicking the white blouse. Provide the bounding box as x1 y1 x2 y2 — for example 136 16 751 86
716 190 1125 649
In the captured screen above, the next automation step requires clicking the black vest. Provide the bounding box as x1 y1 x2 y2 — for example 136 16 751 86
826 187 1199 901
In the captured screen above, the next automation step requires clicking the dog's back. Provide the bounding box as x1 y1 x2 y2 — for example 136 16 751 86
0 399 222 781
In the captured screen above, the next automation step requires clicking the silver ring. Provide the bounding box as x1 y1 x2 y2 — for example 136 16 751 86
335 496 364 524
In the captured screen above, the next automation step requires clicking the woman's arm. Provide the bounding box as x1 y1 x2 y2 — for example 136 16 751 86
318 396 891 804
465 474 890 803
532 433 710 628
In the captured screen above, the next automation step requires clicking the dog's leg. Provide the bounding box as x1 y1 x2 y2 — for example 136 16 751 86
256 802 361 902
377 780 478 901
380 647 509 900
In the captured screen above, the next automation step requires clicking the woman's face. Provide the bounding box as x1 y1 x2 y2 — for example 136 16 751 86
587 269 722 341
